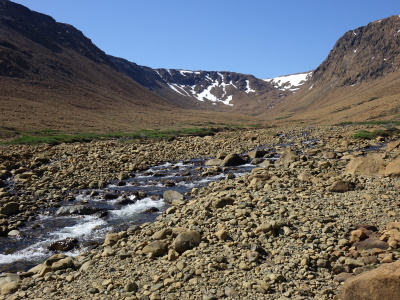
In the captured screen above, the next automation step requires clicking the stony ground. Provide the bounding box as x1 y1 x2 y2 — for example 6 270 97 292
0 125 399 299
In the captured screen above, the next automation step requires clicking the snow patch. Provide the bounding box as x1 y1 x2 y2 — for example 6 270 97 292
245 80 256 93
165 71 235 106
264 71 312 92
168 83 187 96
179 70 201 76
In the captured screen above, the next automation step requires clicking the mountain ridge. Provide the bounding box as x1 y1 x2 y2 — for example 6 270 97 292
1 0 400 132
265 15 400 124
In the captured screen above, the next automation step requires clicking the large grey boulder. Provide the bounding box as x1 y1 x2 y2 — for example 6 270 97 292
172 230 201 253
56 205 97 216
220 154 246 167
0 202 19 216
340 260 400 300
142 240 168 257
163 190 184 204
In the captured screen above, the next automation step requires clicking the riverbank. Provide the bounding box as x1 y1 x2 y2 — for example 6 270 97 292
1 125 400 299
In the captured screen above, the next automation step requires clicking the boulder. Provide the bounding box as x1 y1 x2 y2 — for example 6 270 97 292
48 237 79 252
44 254 68 266
277 149 299 166
7 230 21 236
387 222 400 231
205 159 223 166
345 154 386 176
258 159 274 167
103 233 121 246
216 229 229 241
1 281 19 295
51 256 74 271
0 273 20 293
151 228 172 240
298 172 313 182
0 226 8 237
163 190 184 204
216 152 228 159
104 192 119 200
386 139 400 152
172 230 201 253
248 174 271 190
247 150 268 159
323 151 337 159
250 158 264 165
385 156 400 177
56 205 97 216
220 154 246 167
354 237 389 251
144 207 160 213
117 198 135 205
0 170 12 180
142 240 168 257
213 197 235 208
0 202 19 216
329 180 356 193
334 272 354 283
340 260 400 300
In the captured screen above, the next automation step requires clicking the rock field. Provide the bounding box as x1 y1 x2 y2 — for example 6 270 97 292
0 125 400 299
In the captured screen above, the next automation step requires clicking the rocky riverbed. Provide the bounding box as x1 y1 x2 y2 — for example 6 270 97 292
0 125 400 299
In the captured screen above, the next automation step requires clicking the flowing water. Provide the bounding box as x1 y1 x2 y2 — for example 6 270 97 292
0 158 258 273
0 136 383 273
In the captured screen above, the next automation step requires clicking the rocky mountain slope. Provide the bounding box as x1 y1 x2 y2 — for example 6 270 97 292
267 15 400 124
1 0 400 132
0 0 186 132
0 0 267 132
110 58 299 114
312 15 400 87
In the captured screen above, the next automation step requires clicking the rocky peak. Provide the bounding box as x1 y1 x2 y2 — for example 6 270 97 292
311 15 400 87
154 69 273 106
0 0 110 68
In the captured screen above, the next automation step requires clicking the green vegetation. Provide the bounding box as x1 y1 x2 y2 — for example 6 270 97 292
337 120 400 127
274 115 293 120
353 127 400 140
1 125 261 145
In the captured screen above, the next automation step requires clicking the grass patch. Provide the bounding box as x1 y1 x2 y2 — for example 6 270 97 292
337 120 400 127
353 127 400 140
275 115 293 120
2 125 263 145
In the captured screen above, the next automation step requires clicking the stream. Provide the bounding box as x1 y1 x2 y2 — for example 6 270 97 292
0 157 260 273
0 135 382 274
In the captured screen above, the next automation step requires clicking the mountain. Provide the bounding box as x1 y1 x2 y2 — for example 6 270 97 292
0 0 183 132
1 0 399 132
110 58 296 114
267 15 400 124
0 0 266 133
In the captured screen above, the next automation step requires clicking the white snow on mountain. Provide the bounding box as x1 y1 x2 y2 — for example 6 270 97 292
160 71 239 106
264 71 312 92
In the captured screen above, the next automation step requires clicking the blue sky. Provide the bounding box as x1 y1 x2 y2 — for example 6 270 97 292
12 0 400 79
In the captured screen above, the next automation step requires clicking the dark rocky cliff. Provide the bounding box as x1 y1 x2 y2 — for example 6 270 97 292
311 15 400 87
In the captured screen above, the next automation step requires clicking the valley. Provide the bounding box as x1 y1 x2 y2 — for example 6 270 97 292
0 1 400 299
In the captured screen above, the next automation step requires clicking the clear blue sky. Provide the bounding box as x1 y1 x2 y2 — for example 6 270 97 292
11 0 400 79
